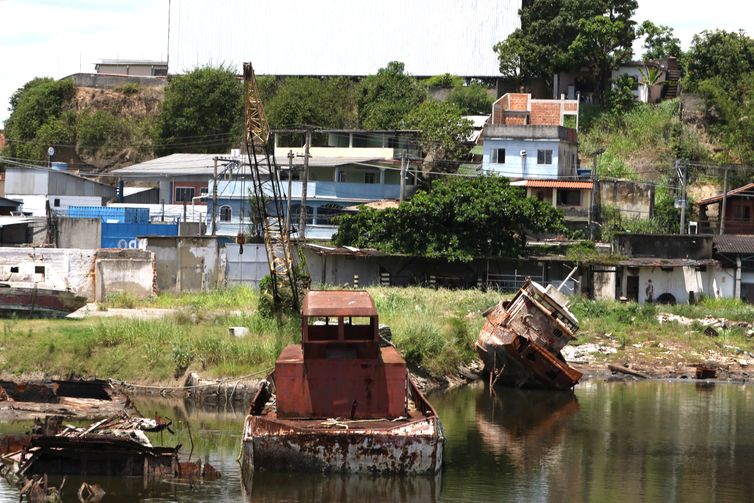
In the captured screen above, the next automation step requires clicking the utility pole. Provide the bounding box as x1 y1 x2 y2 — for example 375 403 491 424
286 150 294 234
678 160 688 235
399 150 407 203
720 165 729 235
211 156 218 236
298 129 311 241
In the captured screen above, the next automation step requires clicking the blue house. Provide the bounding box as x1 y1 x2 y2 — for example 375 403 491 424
208 158 411 240
481 93 580 179
482 125 579 179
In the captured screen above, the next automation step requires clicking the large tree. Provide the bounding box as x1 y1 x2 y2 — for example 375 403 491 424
333 176 564 262
265 77 357 129
637 20 682 61
3 77 76 160
404 100 473 161
357 61 426 129
155 65 243 155
494 0 638 100
685 30 754 90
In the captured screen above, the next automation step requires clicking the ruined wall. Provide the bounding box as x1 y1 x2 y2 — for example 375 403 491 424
593 267 617 301
95 250 155 301
599 180 654 219
56 217 101 249
0 247 96 299
139 236 223 292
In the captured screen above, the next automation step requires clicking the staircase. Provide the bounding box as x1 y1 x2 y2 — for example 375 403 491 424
661 68 682 100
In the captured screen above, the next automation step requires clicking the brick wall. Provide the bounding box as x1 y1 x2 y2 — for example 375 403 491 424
530 102 562 126
508 93 530 111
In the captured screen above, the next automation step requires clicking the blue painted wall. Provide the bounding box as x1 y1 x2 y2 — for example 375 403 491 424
101 222 179 249
482 139 578 179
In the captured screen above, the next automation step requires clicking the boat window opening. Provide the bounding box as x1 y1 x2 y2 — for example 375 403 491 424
35 266 45 277
10 266 19 273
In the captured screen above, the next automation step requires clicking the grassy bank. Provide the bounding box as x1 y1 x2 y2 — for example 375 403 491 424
1 287 752 384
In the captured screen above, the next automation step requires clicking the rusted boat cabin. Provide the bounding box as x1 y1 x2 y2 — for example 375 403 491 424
276 290 406 419
243 290 444 475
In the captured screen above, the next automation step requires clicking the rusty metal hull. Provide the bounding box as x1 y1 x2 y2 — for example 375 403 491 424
477 328 582 390
0 286 87 317
242 377 444 474
242 414 443 474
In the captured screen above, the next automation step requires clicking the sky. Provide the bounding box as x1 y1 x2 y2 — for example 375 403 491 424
1 0 754 125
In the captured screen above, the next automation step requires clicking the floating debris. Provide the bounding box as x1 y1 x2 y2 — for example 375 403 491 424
476 279 583 390
0 379 133 421
242 290 444 475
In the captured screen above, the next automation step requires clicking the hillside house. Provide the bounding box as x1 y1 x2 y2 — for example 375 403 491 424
482 94 580 179
698 183 754 235
511 180 592 224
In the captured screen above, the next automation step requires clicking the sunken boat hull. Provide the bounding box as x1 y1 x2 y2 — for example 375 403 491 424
242 290 444 475
476 279 582 390
0 285 87 317
242 378 443 475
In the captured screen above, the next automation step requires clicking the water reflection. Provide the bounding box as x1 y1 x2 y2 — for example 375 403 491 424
1 382 754 502
474 386 579 468
243 471 441 502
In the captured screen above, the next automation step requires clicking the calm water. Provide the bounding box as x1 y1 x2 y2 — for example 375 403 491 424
2 380 753 502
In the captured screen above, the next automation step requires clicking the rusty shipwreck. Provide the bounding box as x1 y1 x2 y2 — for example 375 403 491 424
0 283 87 317
241 290 444 475
476 279 582 390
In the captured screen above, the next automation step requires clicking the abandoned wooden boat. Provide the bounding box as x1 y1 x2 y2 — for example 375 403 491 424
241 291 444 475
476 279 583 390
0 283 87 317
0 379 134 421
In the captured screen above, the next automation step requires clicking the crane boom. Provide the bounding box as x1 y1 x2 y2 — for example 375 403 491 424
242 62 308 312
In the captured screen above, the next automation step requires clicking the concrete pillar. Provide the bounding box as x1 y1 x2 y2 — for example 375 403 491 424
159 178 172 204
349 133 353 148
551 188 558 208
735 256 742 299
334 167 340 182
379 168 385 185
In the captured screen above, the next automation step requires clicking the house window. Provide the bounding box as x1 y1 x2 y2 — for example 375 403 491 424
53 198 60 208
175 186 195 202
734 205 752 221
364 172 376 184
219 205 232 222
493 148 506 164
537 150 553 165
200 187 208 196
10 266 19 273
558 190 581 206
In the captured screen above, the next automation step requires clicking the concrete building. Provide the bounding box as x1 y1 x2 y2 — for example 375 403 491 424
95 59 168 77
4 166 116 217
482 125 579 179
208 156 408 240
482 94 580 179
512 180 593 224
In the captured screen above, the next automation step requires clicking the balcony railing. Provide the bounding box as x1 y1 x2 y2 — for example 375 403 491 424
699 218 754 235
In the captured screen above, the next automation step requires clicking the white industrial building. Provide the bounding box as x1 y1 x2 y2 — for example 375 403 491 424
167 0 521 77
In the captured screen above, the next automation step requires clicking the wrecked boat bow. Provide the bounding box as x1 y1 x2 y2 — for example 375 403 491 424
476 279 583 390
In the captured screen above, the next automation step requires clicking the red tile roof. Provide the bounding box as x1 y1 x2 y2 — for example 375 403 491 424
514 180 593 189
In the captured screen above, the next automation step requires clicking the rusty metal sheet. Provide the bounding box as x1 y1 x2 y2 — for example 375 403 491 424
302 290 377 317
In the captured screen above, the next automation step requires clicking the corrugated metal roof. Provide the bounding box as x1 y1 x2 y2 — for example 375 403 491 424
698 183 754 205
112 153 382 177
714 235 754 255
168 0 520 77
511 180 593 189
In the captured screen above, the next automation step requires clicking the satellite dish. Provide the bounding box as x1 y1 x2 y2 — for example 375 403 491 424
47 146 55 157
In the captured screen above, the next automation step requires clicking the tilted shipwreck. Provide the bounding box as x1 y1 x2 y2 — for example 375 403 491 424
242 290 444 475
476 279 583 390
